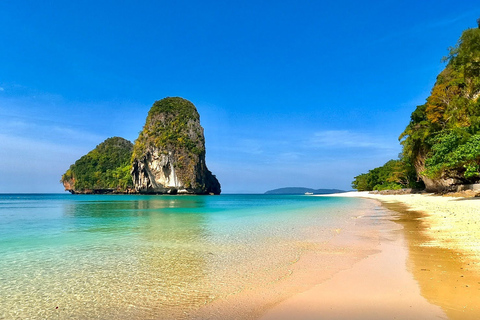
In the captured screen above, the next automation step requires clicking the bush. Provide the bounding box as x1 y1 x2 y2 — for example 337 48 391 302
61 137 134 191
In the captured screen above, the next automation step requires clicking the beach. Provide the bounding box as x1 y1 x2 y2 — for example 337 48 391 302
334 191 480 269
261 192 480 320
2 193 480 319
0 194 396 319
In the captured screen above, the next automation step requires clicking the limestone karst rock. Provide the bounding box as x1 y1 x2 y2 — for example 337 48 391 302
61 137 134 194
131 97 221 194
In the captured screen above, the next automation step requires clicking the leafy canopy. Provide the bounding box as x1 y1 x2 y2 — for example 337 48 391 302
132 97 205 160
399 23 480 184
61 137 134 191
352 159 423 191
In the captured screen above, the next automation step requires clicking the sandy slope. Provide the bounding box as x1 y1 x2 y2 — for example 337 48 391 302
336 191 480 266
260 192 480 320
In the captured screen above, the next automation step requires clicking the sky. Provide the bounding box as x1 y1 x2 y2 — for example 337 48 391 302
0 1 479 194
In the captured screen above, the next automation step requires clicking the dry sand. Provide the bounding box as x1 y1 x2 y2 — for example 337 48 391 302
339 191 480 267
260 192 480 320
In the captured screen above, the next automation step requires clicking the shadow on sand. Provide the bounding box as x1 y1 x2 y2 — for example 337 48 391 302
384 202 480 320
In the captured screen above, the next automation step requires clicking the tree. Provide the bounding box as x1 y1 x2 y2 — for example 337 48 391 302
351 159 423 191
61 137 134 192
399 24 480 187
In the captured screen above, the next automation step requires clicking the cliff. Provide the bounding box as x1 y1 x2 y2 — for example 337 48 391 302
61 137 134 194
400 21 480 192
354 20 480 193
131 97 221 194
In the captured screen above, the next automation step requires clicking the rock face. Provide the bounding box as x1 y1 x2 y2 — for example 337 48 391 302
398 22 480 193
131 97 221 194
412 157 458 192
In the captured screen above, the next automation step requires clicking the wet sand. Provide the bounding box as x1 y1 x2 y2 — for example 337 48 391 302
385 201 480 320
189 199 389 319
261 192 480 319
353 192 480 269
5 194 478 319
260 199 447 320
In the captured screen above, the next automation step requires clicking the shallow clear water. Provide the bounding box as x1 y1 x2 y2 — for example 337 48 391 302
0 194 368 319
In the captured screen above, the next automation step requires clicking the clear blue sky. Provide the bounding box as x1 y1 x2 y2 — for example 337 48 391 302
0 1 479 193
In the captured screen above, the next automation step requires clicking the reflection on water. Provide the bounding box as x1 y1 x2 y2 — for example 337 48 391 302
132 203 213 318
386 202 480 320
1 195 215 319
0 194 360 319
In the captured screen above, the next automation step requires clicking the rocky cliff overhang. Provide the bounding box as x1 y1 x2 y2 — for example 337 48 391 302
131 149 191 194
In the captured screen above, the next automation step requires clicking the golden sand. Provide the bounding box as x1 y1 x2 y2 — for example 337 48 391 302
347 192 480 268
189 199 388 319
260 192 480 320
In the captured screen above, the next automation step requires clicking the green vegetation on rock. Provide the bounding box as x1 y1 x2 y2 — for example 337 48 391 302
61 137 134 193
400 22 480 188
61 97 220 195
352 159 423 191
131 97 221 194
133 97 205 161
353 19 480 192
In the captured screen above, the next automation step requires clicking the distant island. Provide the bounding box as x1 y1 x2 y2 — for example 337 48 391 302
265 187 346 195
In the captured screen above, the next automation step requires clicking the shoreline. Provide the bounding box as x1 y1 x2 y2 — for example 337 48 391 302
331 191 480 269
3 194 479 318
260 192 480 319
189 198 389 319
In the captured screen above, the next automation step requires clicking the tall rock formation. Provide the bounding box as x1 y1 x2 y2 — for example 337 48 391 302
400 21 480 192
131 97 221 194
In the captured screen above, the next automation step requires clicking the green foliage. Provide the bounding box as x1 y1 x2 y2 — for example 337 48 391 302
132 97 205 160
464 163 480 179
131 97 208 188
423 131 480 180
373 182 403 191
61 137 133 191
399 23 480 184
62 169 73 181
352 159 423 191
148 96 199 121
355 19 480 189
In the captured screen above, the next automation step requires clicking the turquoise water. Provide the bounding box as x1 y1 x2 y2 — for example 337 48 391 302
0 194 369 319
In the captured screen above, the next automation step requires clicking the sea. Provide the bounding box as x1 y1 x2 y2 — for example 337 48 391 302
0 194 382 319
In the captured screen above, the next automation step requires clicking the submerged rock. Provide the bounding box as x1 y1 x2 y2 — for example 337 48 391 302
131 97 221 194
